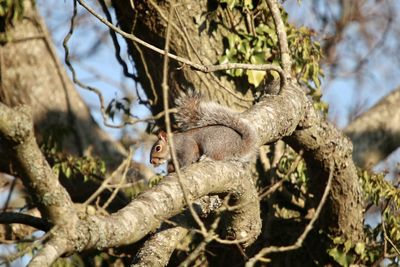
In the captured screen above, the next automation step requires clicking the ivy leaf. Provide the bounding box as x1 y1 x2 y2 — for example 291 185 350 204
246 53 266 86
354 242 365 256
244 0 253 9
246 70 265 87
328 247 354 267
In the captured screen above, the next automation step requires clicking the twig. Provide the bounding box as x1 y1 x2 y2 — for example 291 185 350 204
97 0 137 82
245 161 334 266
0 227 55 265
75 0 286 86
4 34 46 43
2 176 16 212
102 149 133 210
0 212 50 231
173 6 253 102
382 208 400 256
258 180 283 200
177 217 222 267
83 149 132 206
265 0 292 82
160 2 208 236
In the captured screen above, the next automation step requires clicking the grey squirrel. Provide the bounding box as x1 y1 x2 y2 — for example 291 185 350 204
150 91 257 172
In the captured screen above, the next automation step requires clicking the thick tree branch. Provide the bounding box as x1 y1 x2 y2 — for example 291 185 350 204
74 160 258 249
0 103 77 227
28 237 70 267
132 226 188 267
345 87 400 168
286 106 364 241
242 81 364 241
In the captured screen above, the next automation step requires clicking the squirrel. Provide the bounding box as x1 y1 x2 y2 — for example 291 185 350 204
150 91 257 172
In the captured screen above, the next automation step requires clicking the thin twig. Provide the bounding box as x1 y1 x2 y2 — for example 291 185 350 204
0 227 55 265
177 217 222 267
173 6 254 102
160 2 208 236
83 150 132 207
102 149 133 210
265 0 292 82
75 0 286 86
382 207 400 256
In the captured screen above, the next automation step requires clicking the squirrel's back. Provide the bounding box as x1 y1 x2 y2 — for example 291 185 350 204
174 91 257 162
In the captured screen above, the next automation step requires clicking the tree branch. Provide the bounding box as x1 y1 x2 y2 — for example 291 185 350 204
28 237 69 267
132 226 188 266
76 0 286 86
345 87 400 168
285 105 364 241
75 160 258 249
0 103 77 227
266 0 292 81
0 212 50 232
246 161 334 266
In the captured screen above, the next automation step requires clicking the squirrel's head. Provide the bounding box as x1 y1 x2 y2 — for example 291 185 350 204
150 131 170 166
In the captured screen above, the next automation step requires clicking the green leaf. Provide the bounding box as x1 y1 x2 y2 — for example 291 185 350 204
246 69 265 87
354 242 365 255
333 237 343 245
328 247 355 267
328 247 348 267
65 166 71 178
233 68 244 77
344 240 352 253
244 0 253 9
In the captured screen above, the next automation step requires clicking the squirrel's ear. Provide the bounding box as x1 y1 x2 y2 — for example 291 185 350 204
158 131 167 142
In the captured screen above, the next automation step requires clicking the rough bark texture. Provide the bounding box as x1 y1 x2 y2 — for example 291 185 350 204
285 109 364 242
345 87 400 168
0 104 76 225
112 0 364 241
112 0 255 115
133 226 189 267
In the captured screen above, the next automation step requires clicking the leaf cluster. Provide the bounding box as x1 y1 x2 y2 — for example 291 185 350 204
327 170 400 266
214 0 325 111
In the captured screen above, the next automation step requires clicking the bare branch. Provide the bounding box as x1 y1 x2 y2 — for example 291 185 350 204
266 0 292 80
0 212 50 232
345 87 400 168
28 237 69 267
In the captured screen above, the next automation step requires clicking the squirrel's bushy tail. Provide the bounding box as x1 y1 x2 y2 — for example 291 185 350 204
174 90 257 161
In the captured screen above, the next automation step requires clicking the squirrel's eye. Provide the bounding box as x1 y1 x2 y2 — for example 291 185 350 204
155 145 162 152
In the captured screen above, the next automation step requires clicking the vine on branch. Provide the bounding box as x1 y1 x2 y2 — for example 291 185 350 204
215 0 325 110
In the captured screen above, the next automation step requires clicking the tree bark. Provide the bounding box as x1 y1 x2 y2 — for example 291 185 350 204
345 87 400 168
112 0 364 241
112 0 255 116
